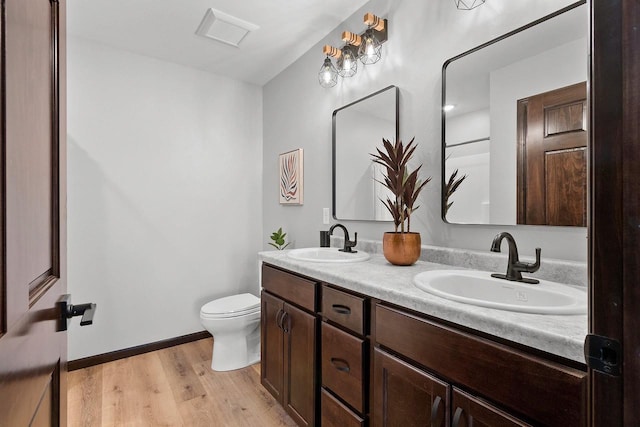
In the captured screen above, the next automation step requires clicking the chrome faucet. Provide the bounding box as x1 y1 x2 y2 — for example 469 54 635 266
329 223 358 253
490 232 541 284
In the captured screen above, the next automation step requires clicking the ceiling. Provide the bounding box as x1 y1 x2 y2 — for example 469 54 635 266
67 0 370 86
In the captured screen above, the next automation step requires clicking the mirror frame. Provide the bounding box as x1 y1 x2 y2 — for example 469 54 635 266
440 0 587 225
332 85 400 221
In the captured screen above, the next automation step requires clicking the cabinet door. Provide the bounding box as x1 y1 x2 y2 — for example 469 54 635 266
284 302 317 427
451 388 532 427
372 348 449 427
261 291 285 402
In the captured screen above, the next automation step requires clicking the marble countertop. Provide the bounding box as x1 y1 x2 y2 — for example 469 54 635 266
258 250 587 364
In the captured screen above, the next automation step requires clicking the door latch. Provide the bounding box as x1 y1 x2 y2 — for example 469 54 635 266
584 334 621 376
58 294 97 332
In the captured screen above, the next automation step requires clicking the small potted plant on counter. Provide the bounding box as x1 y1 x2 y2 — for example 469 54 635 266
371 138 431 265
268 227 290 250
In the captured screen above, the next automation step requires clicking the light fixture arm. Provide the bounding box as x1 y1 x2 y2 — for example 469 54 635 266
364 13 385 31
342 31 362 47
323 45 342 59
362 13 388 46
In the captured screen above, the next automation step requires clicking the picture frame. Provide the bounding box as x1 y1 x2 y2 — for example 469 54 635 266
279 149 304 205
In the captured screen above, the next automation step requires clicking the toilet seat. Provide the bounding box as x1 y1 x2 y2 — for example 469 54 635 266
200 293 260 319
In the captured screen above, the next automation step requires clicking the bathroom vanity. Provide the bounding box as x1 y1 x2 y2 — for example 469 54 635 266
259 250 587 427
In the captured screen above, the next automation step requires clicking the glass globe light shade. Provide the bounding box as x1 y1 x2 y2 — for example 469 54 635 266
337 46 358 78
358 29 382 65
318 57 338 88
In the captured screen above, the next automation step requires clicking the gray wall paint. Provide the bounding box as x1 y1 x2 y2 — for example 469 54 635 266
263 0 587 262
67 37 263 359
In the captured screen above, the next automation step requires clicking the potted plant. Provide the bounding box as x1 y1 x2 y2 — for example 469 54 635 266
371 138 431 265
268 227 290 250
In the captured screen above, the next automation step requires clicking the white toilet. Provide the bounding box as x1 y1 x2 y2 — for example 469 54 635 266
199 293 261 371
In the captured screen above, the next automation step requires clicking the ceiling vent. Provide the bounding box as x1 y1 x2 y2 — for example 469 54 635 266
195 8 259 48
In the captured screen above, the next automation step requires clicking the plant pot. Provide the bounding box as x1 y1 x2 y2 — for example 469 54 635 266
382 232 421 266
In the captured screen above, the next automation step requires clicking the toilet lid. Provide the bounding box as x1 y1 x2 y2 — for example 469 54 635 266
200 293 260 317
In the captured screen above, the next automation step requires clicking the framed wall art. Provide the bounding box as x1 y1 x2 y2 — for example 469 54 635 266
279 149 304 205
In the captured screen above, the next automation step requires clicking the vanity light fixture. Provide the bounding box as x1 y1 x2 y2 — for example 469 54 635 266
318 13 388 88
454 0 486 10
338 47 358 77
443 104 456 112
359 13 384 64
318 55 339 88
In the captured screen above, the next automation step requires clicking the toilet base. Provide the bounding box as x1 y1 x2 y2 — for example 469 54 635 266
210 325 260 372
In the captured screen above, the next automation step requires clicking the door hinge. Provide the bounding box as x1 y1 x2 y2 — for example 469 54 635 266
584 334 621 376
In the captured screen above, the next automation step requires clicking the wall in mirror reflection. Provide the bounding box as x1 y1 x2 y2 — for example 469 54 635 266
334 85 398 221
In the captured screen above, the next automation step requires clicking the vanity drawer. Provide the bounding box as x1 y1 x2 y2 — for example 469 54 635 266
374 303 587 427
321 388 364 427
322 285 366 335
262 264 316 312
321 322 365 413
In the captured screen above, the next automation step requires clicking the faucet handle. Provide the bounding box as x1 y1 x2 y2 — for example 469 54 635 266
350 232 358 246
342 232 358 253
521 248 541 272
512 247 541 284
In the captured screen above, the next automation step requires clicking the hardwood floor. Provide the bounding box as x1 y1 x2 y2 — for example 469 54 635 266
67 338 297 427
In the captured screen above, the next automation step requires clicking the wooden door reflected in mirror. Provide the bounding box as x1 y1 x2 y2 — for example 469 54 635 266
517 82 587 226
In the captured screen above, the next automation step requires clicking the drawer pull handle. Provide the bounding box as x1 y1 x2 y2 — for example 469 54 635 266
330 357 350 373
430 396 442 427
282 312 290 333
452 407 464 427
275 309 285 330
332 304 351 315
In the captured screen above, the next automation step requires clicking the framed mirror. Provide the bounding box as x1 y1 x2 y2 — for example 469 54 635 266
333 85 399 221
442 2 588 226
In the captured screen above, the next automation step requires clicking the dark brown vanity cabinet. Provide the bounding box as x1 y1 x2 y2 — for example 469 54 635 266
320 285 368 426
373 303 587 427
261 264 587 427
261 265 318 427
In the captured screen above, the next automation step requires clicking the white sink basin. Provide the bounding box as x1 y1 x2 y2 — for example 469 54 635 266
287 247 370 263
413 270 586 315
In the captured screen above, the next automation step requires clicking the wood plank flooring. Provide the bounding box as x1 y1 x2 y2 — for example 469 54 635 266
67 338 297 427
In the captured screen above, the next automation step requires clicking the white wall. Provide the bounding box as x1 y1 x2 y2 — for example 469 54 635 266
67 37 263 360
263 0 587 262
446 109 490 146
445 110 491 224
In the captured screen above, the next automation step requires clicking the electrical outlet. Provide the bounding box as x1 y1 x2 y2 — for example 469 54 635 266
323 208 330 225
